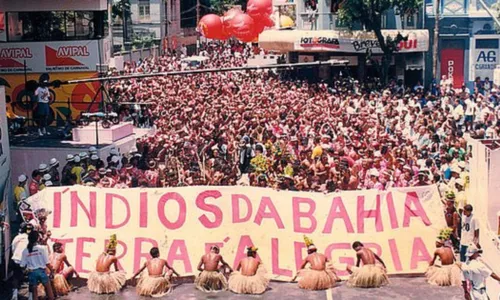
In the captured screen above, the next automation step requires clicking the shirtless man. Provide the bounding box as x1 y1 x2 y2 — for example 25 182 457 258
87 235 126 294
228 246 269 294
444 193 460 251
426 239 461 286
49 242 79 296
347 241 389 288
294 237 339 290
195 245 232 292
131 247 179 297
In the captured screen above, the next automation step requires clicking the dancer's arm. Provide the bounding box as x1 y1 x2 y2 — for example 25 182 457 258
220 256 233 272
197 256 204 272
166 261 180 277
130 262 147 280
63 255 79 277
374 254 387 269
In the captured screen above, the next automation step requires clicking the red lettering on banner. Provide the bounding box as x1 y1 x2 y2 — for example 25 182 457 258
233 235 260 270
292 197 317 233
294 241 307 271
103 238 127 270
139 192 148 227
231 194 252 223
196 190 223 228
410 237 432 269
385 192 399 229
70 191 96 227
75 237 95 274
134 238 158 272
105 193 130 229
403 192 431 227
357 195 383 233
325 243 353 277
53 192 61 228
157 192 186 229
271 238 292 276
254 197 284 229
167 240 192 273
322 196 354 233
388 238 403 271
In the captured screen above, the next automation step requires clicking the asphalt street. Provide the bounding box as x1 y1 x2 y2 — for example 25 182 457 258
12 277 463 300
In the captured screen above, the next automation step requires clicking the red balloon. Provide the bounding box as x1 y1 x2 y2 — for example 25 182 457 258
223 7 244 35
232 14 257 43
247 0 273 20
198 14 224 39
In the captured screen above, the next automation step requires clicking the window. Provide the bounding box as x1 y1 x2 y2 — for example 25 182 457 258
6 11 107 42
403 13 417 29
139 0 151 22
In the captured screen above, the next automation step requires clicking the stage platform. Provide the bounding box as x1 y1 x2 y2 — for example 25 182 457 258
8 276 463 300
72 122 134 144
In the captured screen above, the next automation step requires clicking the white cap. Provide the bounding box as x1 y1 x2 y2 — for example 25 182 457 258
110 149 119 156
89 146 97 153
370 168 380 177
91 155 99 161
39 164 48 172
458 161 466 169
49 158 58 166
66 154 74 161
455 178 465 186
45 180 53 187
79 152 88 159
111 156 120 163
43 174 51 181
466 244 482 257
18 174 27 182
74 156 81 163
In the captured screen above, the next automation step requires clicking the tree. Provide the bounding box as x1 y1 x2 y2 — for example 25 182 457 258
112 0 132 42
211 0 247 15
337 0 422 84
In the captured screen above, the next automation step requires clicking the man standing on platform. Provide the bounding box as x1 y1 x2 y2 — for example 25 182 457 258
130 247 179 297
347 241 389 288
35 79 51 137
228 246 269 294
294 236 339 290
460 205 479 262
195 245 232 292
87 235 126 294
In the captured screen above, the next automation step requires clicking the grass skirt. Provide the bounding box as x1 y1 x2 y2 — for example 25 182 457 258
426 264 462 287
53 274 71 296
136 273 171 297
347 265 389 288
195 270 228 292
87 271 126 294
297 264 339 290
228 265 269 294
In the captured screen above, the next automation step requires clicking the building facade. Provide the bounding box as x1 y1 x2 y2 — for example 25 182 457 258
425 0 499 89
259 0 429 86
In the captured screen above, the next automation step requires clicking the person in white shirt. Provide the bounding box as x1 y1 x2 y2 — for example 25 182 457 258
460 205 479 262
10 223 33 300
464 97 476 131
460 244 500 300
20 230 55 300
34 80 51 136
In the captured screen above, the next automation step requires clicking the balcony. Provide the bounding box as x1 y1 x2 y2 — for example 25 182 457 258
297 12 347 30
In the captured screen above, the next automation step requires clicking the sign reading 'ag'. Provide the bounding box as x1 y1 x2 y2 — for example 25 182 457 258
477 50 497 63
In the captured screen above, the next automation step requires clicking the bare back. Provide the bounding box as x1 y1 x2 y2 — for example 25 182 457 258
95 253 117 272
306 253 327 271
436 247 455 265
49 253 64 273
240 257 260 276
202 253 222 272
358 248 376 266
147 258 167 276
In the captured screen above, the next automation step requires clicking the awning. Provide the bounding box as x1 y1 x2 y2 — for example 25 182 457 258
259 29 429 54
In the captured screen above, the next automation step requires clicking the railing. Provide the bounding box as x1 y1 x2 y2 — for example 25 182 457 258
113 45 160 65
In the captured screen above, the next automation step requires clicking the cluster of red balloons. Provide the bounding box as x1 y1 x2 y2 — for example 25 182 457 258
198 0 274 43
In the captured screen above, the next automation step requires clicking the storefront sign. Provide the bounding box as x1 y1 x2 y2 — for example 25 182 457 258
0 40 109 73
441 48 464 88
472 49 498 80
27 185 445 280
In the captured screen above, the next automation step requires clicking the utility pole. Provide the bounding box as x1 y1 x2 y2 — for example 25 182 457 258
432 0 440 81
196 0 200 54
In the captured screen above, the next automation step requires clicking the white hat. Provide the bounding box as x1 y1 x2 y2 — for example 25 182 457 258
38 164 48 172
111 156 120 163
18 174 27 182
451 166 461 173
91 155 99 161
89 146 97 153
455 178 465 186
110 149 119 156
74 156 81 163
79 152 88 159
458 161 466 169
66 154 74 161
43 174 51 181
45 181 53 187
49 158 59 166
370 168 380 177
466 244 482 257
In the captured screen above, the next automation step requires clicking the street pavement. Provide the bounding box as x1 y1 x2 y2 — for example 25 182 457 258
13 276 463 300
